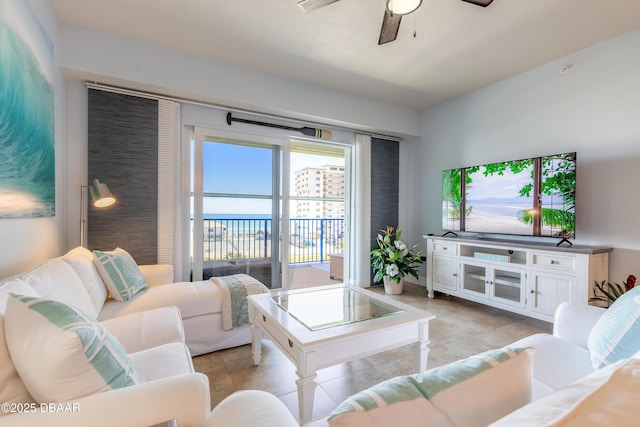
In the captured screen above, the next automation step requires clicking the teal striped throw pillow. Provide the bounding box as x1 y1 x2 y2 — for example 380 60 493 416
4 294 140 403
588 286 640 369
329 347 533 427
93 248 148 302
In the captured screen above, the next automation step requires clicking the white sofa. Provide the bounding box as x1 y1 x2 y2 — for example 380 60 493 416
509 301 605 399
303 301 640 426
0 297 298 426
0 246 251 356
0 299 212 427
0 249 298 427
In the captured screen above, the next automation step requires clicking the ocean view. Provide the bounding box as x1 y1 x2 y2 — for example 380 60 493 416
203 213 271 220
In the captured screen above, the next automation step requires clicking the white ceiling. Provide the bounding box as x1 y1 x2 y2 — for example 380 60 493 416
51 0 640 110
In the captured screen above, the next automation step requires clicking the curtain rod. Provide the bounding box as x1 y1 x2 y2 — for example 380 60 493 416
84 82 403 142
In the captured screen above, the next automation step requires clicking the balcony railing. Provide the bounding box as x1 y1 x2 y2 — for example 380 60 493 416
201 217 344 264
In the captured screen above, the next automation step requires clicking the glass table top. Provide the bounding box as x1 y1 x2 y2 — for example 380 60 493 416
272 287 405 331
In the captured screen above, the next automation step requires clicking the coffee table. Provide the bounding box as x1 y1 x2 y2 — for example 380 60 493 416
247 284 435 424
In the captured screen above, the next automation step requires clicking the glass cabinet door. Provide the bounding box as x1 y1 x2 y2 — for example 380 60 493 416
460 262 488 297
491 267 525 308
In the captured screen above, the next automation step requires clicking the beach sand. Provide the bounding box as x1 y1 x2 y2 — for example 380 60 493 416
464 211 533 235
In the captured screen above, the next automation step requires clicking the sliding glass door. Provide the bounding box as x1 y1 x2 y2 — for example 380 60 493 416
287 141 347 289
191 127 350 289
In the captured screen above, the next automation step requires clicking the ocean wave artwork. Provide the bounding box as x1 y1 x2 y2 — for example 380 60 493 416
0 0 55 218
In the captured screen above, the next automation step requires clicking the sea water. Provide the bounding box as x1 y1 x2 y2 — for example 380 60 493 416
0 11 55 217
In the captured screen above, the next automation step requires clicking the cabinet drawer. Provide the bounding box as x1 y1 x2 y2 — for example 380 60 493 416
530 253 576 272
255 312 298 360
432 241 457 255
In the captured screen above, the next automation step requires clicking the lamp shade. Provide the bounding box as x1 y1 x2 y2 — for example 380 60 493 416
386 0 423 15
88 179 116 208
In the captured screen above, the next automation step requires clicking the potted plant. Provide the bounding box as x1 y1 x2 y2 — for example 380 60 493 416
370 226 423 294
589 274 637 306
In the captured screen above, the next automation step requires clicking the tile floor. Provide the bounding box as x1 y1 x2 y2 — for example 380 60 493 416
192 283 552 422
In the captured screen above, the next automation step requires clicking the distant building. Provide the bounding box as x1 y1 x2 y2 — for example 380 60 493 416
294 165 344 218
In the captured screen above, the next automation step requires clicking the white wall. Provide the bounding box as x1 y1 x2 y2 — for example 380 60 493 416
58 22 421 139
409 28 640 282
0 0 66 278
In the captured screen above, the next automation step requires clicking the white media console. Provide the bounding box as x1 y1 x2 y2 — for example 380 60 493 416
425 235 613 322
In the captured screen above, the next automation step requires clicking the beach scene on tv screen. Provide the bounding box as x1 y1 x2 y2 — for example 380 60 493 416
442 153 576 238
465 166 535 235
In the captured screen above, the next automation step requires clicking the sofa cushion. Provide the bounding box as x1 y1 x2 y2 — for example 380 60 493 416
0 280 39 408
328 347 534 427
101 306 186 353
93 248 148 302
509 333 593 397
128 341 195 382
22 258 98 318
63 246 109 313
0 278 38 313
489 356 640 426
4 294 140 403
587 286 640 370
98 280 222 321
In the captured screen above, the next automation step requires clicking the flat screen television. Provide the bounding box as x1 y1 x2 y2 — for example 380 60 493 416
441 152 576 241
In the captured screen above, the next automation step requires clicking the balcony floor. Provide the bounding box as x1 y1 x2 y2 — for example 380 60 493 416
289 262 342 289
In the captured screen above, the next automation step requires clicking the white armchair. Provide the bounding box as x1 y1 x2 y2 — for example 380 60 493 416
505 301 606 399
552 301 606 348
0 306 212 427
0 374 210 427
204 390 298 427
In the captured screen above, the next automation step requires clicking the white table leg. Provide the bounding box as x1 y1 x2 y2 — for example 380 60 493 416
296 372 318 425
413 340 430 373
251 322 264 365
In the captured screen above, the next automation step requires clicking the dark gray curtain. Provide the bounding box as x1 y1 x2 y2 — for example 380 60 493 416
88 89 158 264
370 137 399 284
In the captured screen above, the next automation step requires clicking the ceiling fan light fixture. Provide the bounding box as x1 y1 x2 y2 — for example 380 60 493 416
386 0 423 16
297 0 340 12
460 0 494 7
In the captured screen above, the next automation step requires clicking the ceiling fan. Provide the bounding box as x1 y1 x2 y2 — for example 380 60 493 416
298 0 495 45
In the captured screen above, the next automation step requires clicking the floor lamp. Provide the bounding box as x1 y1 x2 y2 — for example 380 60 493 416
80 179 116 247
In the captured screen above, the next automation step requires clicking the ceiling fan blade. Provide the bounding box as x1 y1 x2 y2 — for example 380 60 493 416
459 0 494 6
378 10 402 45
297 0 340 12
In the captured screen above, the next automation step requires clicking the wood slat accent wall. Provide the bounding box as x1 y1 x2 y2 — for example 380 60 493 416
88 89 159 264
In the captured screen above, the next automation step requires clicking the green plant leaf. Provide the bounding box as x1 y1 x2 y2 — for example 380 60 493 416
610 282 625 298
594 281 618 302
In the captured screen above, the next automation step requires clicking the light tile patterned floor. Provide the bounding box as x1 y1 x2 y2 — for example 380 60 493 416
192 283 552 421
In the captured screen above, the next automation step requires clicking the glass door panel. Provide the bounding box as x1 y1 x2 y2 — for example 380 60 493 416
492 267 525 307
191 129 353 290
287 142 347 289
461 262 487 296
192 136 281 288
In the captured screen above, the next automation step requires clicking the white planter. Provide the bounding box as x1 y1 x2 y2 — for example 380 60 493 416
383 275 404 294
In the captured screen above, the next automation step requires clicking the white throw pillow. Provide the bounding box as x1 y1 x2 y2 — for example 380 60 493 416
22 258 98 318
0 279 38 407
4 294 141 403
329 347 534 427
93 248 148 302
0 278 38 313
63 246 109 313
588 286 640 370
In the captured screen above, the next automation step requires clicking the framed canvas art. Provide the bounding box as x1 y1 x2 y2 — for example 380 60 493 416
0 0 55 218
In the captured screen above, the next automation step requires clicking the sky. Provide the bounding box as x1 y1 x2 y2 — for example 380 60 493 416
465 166 533 201
195 140 345 215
